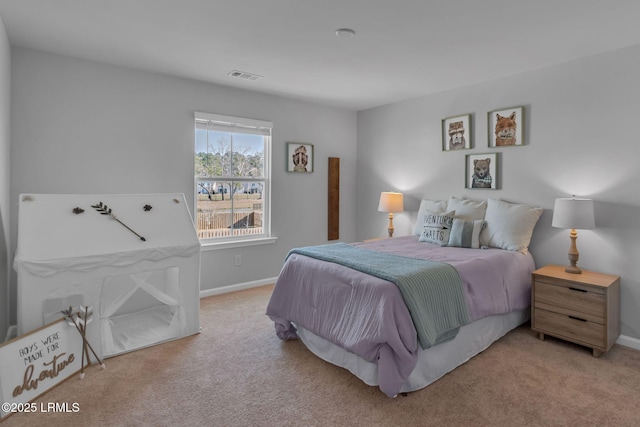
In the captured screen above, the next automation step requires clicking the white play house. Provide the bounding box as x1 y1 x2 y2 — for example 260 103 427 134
14 193 201 359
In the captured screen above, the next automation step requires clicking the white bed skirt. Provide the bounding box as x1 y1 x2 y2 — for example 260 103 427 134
296 308 529 394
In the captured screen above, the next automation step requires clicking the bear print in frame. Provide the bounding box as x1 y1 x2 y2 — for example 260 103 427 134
466 153 498 190
488 106 524 147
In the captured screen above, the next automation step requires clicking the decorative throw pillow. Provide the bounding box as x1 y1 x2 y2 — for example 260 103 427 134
446 196 487 221
448 219 485 248
412 199 447 235
419 210 455 246
479 198 543 252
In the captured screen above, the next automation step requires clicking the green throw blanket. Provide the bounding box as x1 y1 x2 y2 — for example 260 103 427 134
287 243 470 349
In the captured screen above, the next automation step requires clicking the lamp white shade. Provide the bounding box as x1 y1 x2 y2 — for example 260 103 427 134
552 197 595 274
552 198 595 230
378 192 404 213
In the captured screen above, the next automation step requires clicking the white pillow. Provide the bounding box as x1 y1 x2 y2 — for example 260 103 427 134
419 210 455 246
480 198 543 252
448 219 485 249
412 199 447 235
446 196 487 220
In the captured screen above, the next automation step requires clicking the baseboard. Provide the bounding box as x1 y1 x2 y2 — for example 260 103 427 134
4 324 17 342
199 277 277 299
617 334 640 351
3 280 274 342
9 285 635 350
199 281 640 352
200 280 640 352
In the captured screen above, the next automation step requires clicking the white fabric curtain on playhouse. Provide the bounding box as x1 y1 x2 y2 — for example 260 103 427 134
99 268 186 356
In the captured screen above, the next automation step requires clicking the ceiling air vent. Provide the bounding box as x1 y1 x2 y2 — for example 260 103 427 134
227 70 263 81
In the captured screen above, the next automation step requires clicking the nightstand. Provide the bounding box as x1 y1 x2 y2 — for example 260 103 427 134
531 265 620 357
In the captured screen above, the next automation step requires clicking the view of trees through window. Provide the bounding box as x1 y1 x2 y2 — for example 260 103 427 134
195 126 267 240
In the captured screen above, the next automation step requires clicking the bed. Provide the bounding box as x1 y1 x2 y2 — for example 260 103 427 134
266 197 543 397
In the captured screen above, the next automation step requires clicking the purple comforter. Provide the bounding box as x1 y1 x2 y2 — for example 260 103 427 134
266 236 535 397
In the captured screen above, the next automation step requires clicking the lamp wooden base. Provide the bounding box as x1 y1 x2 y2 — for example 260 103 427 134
565 228 582 274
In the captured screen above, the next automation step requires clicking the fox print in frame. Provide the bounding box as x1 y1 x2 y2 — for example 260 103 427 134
488 106 524 147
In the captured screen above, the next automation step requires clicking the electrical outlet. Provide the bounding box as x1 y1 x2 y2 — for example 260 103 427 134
234 254 242 266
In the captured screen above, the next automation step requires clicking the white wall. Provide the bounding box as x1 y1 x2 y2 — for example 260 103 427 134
8 42 639 342
357 45 640 340
9 47 357 325
0 16 10 340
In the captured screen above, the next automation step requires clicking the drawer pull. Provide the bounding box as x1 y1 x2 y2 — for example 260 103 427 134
569 315 587 322
569 287 587 293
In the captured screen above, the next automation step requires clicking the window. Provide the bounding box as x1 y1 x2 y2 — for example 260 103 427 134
194 112 272 244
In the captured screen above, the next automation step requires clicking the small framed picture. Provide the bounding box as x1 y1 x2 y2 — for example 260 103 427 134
442 114 472 151
466 153 498 189
287 142 314 173
488 106 524 147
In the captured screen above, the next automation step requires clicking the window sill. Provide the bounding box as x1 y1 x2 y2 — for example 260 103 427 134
200 236 278 251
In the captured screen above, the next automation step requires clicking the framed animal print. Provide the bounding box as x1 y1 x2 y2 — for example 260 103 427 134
488 106 524 147
287 142 314 173
442 114 472 151
466 153 498 189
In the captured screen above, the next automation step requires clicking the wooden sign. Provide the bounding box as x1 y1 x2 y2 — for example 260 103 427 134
0 318 82 420
328 157 340 240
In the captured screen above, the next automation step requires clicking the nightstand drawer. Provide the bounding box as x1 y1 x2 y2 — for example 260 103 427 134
534 308 605 348
534 281 605 318
532 265 620 357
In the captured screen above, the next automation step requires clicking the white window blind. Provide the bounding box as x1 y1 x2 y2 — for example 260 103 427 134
195 112 272 136
194 111 272 245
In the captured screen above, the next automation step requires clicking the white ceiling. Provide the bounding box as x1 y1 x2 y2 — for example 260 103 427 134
2 0 640 111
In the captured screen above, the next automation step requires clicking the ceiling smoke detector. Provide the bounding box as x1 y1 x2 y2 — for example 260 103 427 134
227 70 263 81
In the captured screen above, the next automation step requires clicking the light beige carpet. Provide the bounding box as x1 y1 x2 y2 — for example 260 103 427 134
4 284 640 426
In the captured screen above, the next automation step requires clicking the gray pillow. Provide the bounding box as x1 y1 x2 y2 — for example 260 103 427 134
446 196 487 220
448 219 485 248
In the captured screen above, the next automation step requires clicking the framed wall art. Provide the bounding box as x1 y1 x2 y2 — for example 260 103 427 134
442 114 471 151
488 106 524 147
466 153 498 190
287 142 314 173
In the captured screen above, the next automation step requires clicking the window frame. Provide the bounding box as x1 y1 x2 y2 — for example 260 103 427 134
194 112 275 249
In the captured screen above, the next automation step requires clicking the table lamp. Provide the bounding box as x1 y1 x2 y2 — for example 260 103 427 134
378 192 404 237
551 196 595 274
